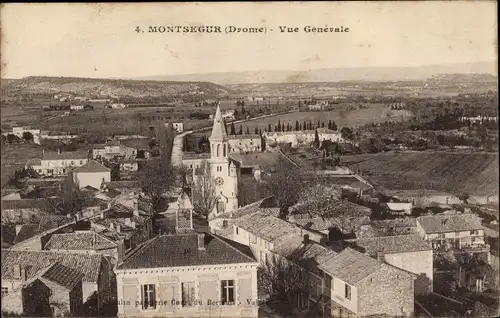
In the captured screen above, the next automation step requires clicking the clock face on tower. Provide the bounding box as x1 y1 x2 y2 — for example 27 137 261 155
215 177 224 187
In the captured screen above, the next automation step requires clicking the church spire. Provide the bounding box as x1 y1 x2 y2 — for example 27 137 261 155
210 104 227 140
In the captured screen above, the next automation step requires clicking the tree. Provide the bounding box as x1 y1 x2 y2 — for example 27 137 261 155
22 131 34 142
317 120 320 129
313 129 320 148
331 120 338 131
321 121 325 128
265 157 304 219
295 120 300 131
53 173 93 216
176 164 191 189
328 120 332 130
198 135 210 153
302 120 307 131
230 122 236 135
140 158 176 212
254 127 259 134
246 126 250 135
192 160 218 219
341 127 353 140
258 254 310 316
268 123 272 132
6 134 19 143
238 125 243 135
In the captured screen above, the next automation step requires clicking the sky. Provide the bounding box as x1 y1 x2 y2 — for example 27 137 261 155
1 2 497 79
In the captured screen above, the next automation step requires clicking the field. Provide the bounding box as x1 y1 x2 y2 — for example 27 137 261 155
191 103 413 139
341 151 499 196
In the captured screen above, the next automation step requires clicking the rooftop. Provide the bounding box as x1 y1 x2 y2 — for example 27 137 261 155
234 212 301 243
42 150 89 161
44 232 117 251
291 197 372 219
229 152 285 168
318 248 385 285
182 152 210 160
116 232 257 270
227 134 261 140
293 215 371 233
417 213 483 234
40 262 84 290
346 234 432 256
120 138 151 150
74 160 111 173
215 196 279 219
2 249 104 283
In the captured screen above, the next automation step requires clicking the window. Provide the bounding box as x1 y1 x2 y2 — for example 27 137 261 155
1 287 8 297
221 280 235 304
217 144 220 157
471 230 479 235
79 160 83 164
71 161 75 165
345 284 351 300
437 233 445 239
181 282 196 307
217 201 225 214
235 227 239 235
223 144 226 157
141 284 156 309
222 220 228 228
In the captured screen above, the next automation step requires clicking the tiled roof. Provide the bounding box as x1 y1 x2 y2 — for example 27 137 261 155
182 152 210 160
120 138 151 150
42 150 89 160
1 249 103 283
41 262 84 290
13 224 42 244
1 198 60 211
215 196 279 219
73 160 110 173
228 134 261 140
233 212 301 243
26 159 42 166
346 234 432 256
229 152 286 168
318 248 384 285
44 232 117 251
272 235 337 274
116 232 257 270
417 213 483 234
371 218 417 229
293 215 370 233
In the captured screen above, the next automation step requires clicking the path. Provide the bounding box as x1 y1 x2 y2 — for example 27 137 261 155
171 131 193 167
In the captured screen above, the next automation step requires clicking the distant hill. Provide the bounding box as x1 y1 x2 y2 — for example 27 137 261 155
136 61 497 84
1 76 233 98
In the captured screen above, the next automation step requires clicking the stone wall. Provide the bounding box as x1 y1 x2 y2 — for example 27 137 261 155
357 265 414 317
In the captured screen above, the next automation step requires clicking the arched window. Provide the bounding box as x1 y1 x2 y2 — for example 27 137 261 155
223 144 227 157
216 144 220 157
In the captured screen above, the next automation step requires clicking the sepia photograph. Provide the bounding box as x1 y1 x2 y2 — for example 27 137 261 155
0 2 498 317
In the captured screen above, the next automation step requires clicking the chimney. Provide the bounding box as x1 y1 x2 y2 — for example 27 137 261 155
133 199 139 217
303 234 310 245
377 251 385 262
15 225 23 235
13 264 21 279
20 267 27 281
198 233 206 250
117 239 125 264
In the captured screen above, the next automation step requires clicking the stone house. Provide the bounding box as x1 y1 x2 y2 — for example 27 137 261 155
318 248 415 317
227 134 262 154
26 150 90 176
346 234 433 295
114 232 260 317
416 213 489 255
73 160 111 189
1 250 112 315
92 141 137 161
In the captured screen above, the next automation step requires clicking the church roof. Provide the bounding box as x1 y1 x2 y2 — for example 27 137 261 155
210 105 227 140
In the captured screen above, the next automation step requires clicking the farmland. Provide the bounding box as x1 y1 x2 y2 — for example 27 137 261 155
341 151 499 196
191 103 413 138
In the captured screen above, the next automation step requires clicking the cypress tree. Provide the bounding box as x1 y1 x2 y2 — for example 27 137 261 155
295 120 300 131
246 126 250 134
238 125 243 135
268 123 272 132
314 129 320 148
321 121 325 128
254 127 259 134
230 122 236 135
